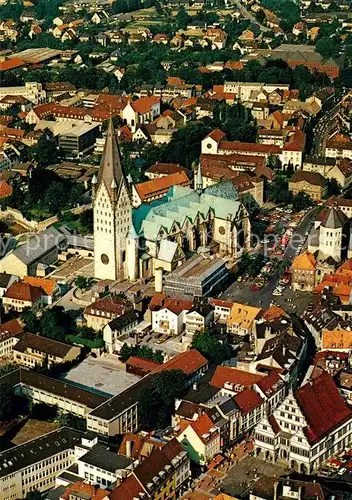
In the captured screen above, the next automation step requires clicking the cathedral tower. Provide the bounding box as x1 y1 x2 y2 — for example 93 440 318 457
93 119 132 280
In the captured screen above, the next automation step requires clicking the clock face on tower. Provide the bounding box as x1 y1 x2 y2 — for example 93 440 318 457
101 254 109 265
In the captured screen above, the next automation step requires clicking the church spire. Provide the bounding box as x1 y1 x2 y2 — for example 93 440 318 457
196 162 203 194
97 118 126 198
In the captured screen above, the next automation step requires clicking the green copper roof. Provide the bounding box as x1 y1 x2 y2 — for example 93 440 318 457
132 181 242 242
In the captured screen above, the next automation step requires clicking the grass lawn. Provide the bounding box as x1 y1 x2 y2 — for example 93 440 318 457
12 419 60 445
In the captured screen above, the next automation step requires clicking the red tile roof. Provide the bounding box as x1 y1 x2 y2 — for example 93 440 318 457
206 129 226 143
0 319 23 341
178 413 219 444
269 414 280 434
0 57 26 71
84 296 129 316
109 474 142 500
135 171 190 201
32 102 117 123
234 388 263 414
145 162 186 176
0 181 13 199
210 366 263 389
23 276 56 296
154 349 208 376
60 481 109 500
219 140 281 155
118 433 164 460
296 371 352 444
126 356 162 371
4 282 43 303
283 130 306 152
224 60 244 70
167 76 185 85
256 371 282 396
0 127 25 139
262 305 286 321
131 96 160 115
209 298 233 309
152 296 193 315
148 293 166 311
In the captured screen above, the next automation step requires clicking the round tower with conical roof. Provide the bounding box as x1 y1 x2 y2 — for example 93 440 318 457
319 207 347 262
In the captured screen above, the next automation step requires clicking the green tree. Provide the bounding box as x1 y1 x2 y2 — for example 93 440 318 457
192 330 232 365
138 387 159 429
153 370 186 407
75 276 88 291
255 9 266 24
40 308 70 342
78 209 93 234
266 176 292 204
326 178 341 197
25 491 43 500
291 192 313 212
0 363 18 377
316 36 338 58
175 6 190 29
0 382 15 421
21 309 39 333
119 343 136 362
44 181 68 213
31 133 58 168
212 102 257 142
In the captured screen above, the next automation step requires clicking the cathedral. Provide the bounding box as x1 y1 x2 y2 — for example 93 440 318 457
93 119 252 282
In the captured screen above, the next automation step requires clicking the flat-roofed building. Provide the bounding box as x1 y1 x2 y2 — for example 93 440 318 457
163 254 229 299
87 376 154 436
58 122 99 158
1 368 109 417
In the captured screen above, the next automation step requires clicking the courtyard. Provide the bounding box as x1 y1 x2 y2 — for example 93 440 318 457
219 456 287 498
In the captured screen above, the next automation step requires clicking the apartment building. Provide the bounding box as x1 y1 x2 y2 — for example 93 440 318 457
0 81 46 104
0 427 83 500
3 281 43 313
132 171 190 207
184 302 213 336
226 302 262 336
12 332 81 368
74 439 134 488
201 129 305 169
0 319 23 358
289 171 326 201
303 156 336 176
176 413 221 466
209 298 234 323
223 82 290 101
58 122 99 158
111 438 190 499
151 297 192 336
325 135 352 159
84 295 131 331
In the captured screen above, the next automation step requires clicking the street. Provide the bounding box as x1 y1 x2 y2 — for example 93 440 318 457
220 207 317 311
229 0 269 31
311 91 351 156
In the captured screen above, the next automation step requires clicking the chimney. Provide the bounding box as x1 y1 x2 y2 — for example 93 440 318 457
126 439 132 458
273 480 280 500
